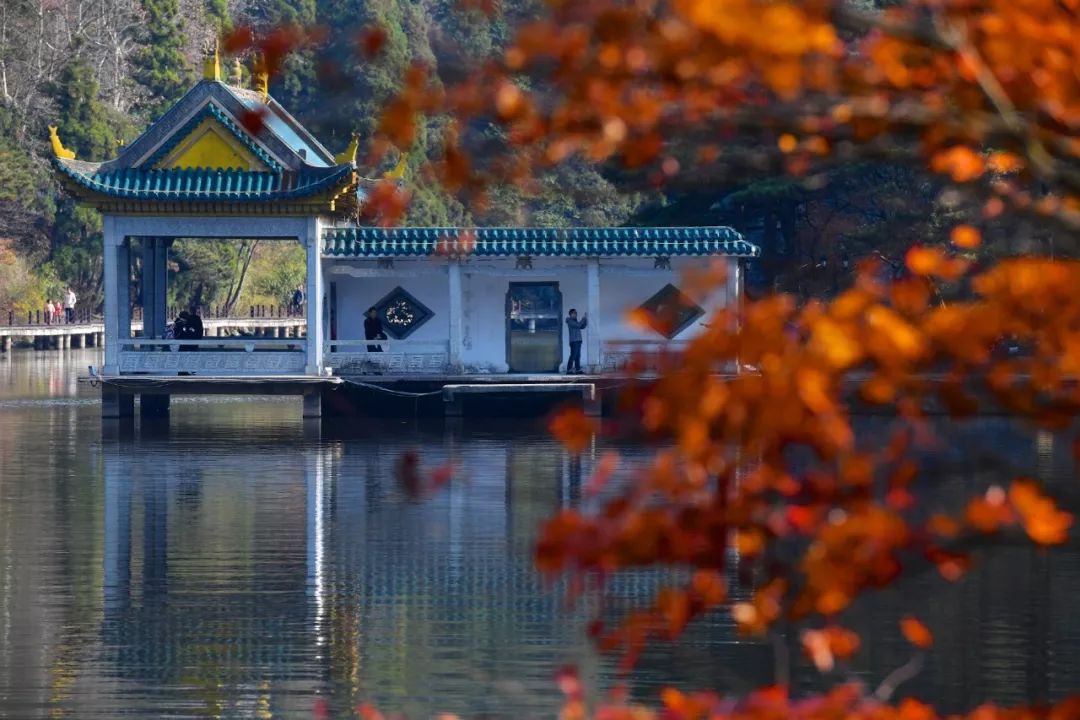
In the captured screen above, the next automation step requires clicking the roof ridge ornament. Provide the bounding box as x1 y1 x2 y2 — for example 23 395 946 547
335 133 359 165
383 152 408 180
251 55 269 100
203 42 220 81
48 126 75 160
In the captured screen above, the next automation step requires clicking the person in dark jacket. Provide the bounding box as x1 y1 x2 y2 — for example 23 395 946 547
364 307 385 352
187 307 204 340
291 285 305 314
565 308 588 374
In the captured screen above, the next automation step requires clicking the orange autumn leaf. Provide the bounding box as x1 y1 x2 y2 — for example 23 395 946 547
1009 478 1073 545
987 151 1023 174
950 225 982 249
549 408 595 454
930 145 985 182
965 486 1012 533
905 246 947 276
900 615 933 648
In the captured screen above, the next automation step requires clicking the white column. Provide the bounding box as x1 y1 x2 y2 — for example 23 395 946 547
102 216 130 375
304 217 324 375
586 258 601 373
448 260 463 372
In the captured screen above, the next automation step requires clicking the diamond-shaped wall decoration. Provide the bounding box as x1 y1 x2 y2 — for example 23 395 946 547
373 286 434 339
637 284 704 339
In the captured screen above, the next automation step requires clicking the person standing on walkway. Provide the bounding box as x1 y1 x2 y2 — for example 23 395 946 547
53 300 63 324
364 307 385 352
44 299 53 324
565 308 588 375
291 284 305 315
63 287 76 324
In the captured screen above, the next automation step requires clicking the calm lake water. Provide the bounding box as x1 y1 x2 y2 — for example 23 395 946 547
2 348 1080 718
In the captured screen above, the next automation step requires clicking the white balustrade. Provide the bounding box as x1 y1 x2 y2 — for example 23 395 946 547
324 339 451 375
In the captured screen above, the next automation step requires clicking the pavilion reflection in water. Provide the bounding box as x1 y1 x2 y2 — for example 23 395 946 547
95 426 691 715
74 418 1080 714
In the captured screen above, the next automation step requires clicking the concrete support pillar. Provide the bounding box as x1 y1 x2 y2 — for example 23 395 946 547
586 259 601 373
142 237 169 339
101 385 135 419
51 336 61 350
302 389 322 418
304 218 324 375
103 218 131 375
726 258 742 374
97 332 105 348
61 334 71 350
140 393 170 417
448 260 463 372
584 386 602 417
1 336 9 352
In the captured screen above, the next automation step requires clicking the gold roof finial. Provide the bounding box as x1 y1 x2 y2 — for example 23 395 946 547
48 126 75 160
203 42 220 81
251 55 269 100
334 133 360 164
203 42 219 80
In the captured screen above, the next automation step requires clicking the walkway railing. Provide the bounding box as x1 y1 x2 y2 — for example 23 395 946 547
3 304 305 328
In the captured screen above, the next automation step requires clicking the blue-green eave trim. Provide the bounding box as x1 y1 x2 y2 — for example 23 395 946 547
321 226 759 258
53 159 354 202
138 103 285 173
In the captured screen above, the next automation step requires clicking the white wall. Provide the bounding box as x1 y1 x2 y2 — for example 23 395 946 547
327 260 450 345
324 256 739 372
596 257 733 343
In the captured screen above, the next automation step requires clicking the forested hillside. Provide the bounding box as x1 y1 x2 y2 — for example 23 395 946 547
0 0 640 314
0 0 1021 315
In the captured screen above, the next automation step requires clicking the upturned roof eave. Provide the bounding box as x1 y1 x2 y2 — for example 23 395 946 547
52 157 355 202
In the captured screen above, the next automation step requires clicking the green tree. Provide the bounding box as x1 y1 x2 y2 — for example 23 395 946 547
133 0 192 118
51 58 122 160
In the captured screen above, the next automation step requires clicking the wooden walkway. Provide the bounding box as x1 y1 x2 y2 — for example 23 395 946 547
1 317 306 352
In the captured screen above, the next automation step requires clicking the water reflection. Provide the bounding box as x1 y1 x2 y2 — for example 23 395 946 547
1 350 1080 717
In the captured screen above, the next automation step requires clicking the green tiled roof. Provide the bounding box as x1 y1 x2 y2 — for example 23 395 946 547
322 226 758 258
54 160 353 202
141 103 285 172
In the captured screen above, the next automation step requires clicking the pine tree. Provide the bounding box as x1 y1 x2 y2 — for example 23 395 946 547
133 0 192 118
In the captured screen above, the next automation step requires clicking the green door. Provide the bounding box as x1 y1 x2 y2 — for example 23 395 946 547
506 282 562 373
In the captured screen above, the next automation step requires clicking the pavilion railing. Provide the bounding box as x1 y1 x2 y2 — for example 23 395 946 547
116 337 308 375
324 339 451 375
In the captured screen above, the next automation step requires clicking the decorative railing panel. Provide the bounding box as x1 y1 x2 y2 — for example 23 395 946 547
118 339 307 375
325 340 450 375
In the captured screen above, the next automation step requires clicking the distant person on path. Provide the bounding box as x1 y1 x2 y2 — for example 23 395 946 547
291 284 305 315
44 299 53 324
53 300 63 325
364 307 386 353
63 288 76 324
565 308 588 375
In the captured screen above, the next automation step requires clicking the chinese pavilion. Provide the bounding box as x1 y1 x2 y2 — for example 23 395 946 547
51 55 758 416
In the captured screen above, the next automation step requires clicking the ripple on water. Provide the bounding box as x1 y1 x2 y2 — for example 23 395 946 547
1 351 1079 717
